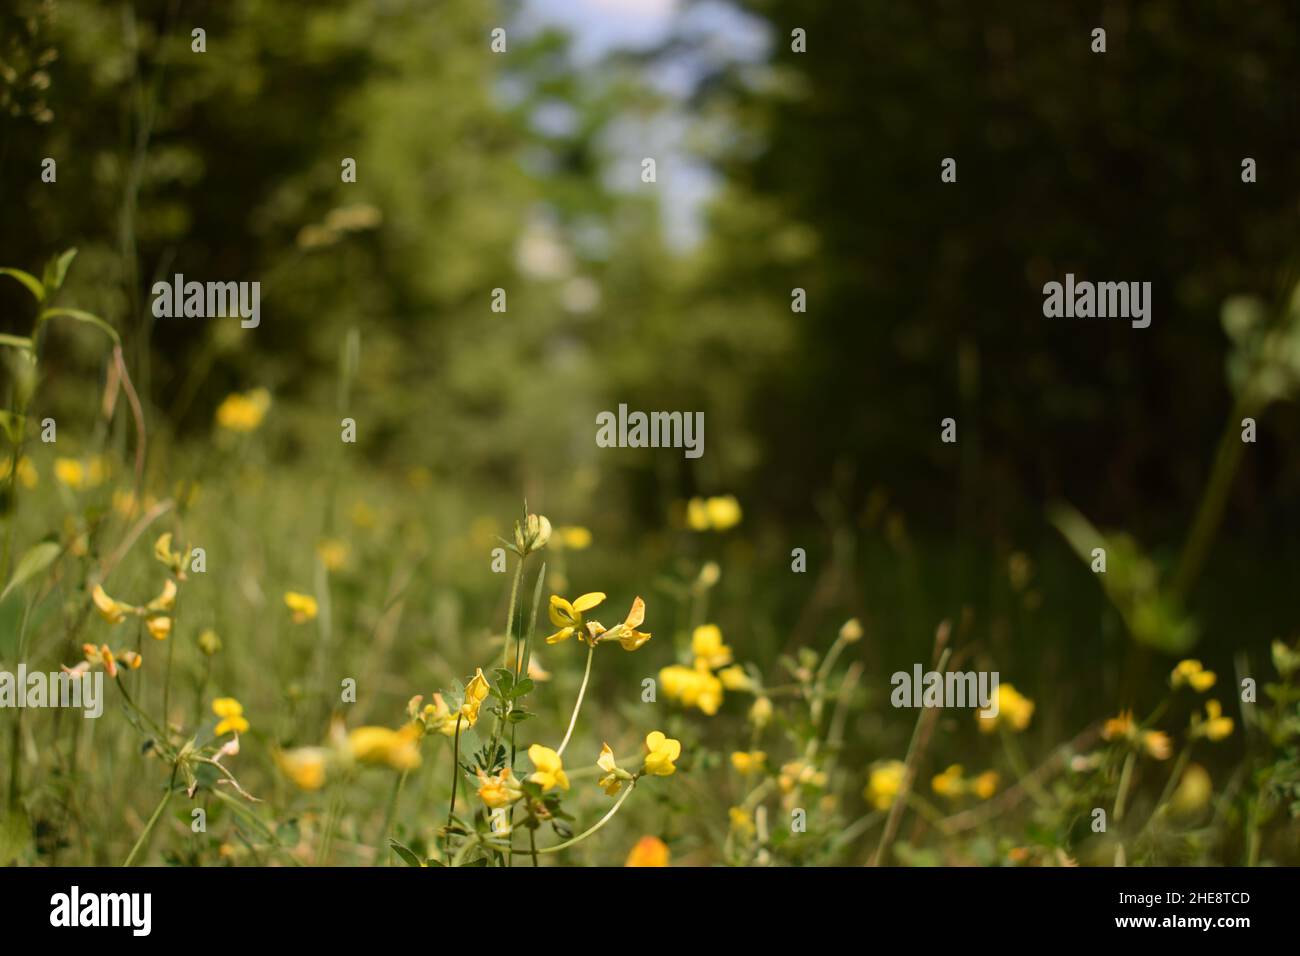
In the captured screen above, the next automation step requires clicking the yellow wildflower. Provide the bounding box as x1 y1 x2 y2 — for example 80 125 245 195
729 806 755 837
597 742 632 796
589 595 652 651
54 458 84 489
1171 659 1216 692
528 744 570 792
215 387 271 432
691 624 733 669
212 697 249 736
276 747 329 790
557 526 592 549
1143 730 1173 760
316 538 348 572
931 764 964 800
971 769 1000 800
625 835 669 867
153 532 187 577
1102 710 1135 741
705 495 742 531
284 591 318 624
145 616 172 641
1193 699 1234 741
749 695 773 728
545 591 606 645
779 760 828 794
978 683 1035 733
642 731 681 777
423 693 463 736
347 724 422 770
659 662 724 715
197 629 222 655
865 760 906 810
460 668 490 725
718 664 751 691
146 579 177 613
91 584 133 624
731 750 766 775
477 767 524 809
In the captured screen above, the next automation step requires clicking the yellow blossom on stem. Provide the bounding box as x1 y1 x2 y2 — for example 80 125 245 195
1171 659 1216 692
1143 730 1173 760
865 760 905 810
212 697 250 736
642 731 681 777
971 769 1000 800
729 807 756 837
1192 699 1234 741
146 578 177 613
347 724 421 770
545 592 606 645
596 743 632 796
691 624 733 669
528 744 570 792
276 747 329 790
476 767 524 808
659 662 724 715
931 764 964 800
460 668 490 725
284 591 318 624
91 584 133 624
145 616 172 641
730 750 766 775
215 387 271 432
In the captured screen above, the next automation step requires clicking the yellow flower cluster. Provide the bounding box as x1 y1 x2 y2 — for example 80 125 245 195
931 764 1000 801
659 624 750 716
685 495 742 532
864 760 905 810
1171 659 1216 692
1101 710 1172 759
546 592 652 650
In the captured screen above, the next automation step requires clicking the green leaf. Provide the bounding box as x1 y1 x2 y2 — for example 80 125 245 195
510 678 534 699
506 709 532 723
0 267 43 303
0 411 25 444
1 540 61 602
38 307 120 344
42 249 77 296
389 839 423 867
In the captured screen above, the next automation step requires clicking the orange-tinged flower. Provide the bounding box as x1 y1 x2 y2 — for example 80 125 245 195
276 747 329 790
625 835 669 867
145 616 172 640
460 668 490 726
476 767 524 809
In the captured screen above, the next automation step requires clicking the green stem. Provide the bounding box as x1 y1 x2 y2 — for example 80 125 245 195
556 645 594 757
122 769 176 866
446 716 464 835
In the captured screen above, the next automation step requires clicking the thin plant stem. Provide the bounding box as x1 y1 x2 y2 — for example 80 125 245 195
556 645 594 757
122 768 177 867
